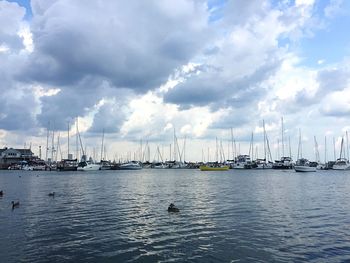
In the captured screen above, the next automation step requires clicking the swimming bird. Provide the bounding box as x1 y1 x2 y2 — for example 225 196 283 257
48 192 55 197
11 201 20 209
168 203 180 213
0 190 3 196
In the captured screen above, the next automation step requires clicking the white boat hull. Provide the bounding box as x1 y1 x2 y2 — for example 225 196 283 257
333 164 350 170
255 163 273 169
294 166 316 172
77 164 101 171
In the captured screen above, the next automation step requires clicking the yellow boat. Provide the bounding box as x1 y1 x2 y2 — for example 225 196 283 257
199 165 230 171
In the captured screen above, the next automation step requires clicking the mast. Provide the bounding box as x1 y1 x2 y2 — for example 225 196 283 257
231 128 234 160
281 117 284 157
340 137 344 159
252 132 254 161
347 131 349 160
207 147 210 163
173 128 176 162
140 139 143 162
176 135 182 163
324 136 327 164
297 129 301 160
333 137 336 161
215 137 218 162
67 121 70 159
314 136 320 163
100 128 104 162
51 124 55 163
76 118 78 161
289 136 291 159
263 120 267 161
45 121 50 162
184 136 186 163
266 136 273 162
77 119 85 158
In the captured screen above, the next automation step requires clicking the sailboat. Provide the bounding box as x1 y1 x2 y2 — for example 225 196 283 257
272 117 293 169
333 137 350 170
255 120 273 169
294 129 316 172
57 121 78 171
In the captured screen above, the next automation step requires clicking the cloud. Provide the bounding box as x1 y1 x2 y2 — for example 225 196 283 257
21 0 211 92
0 1 26 51
163 1 286 111
88 99 129 134
324 0 344 18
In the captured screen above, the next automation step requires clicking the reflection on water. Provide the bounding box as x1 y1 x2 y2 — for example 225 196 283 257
1 169 350 262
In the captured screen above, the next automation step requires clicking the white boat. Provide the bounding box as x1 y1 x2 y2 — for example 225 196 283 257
333 137 350 170
255 159 273 169
333 158 350 170
233 155 252 169
77 161 101 171
272 156 293 169
152 162 169 169
294 158 316 172
119 161 142 170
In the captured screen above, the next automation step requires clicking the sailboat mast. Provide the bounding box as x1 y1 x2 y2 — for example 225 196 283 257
231 128 234 160
324 136 327 164
173 128 176 162
216 137 218 162
333 137 336 161
169 144 172 161
67 121 70 159
297 129 301 160
45 121 50 162
263 120 267 161
100 129 104 162
281 117 284 157
346 131 349 160
340 137 344 159
251 132 254 161
51 124 55 163
184 136 186 163
289 136 291 158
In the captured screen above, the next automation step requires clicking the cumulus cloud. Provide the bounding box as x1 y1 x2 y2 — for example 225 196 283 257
21 0 211 91
0 1 26 50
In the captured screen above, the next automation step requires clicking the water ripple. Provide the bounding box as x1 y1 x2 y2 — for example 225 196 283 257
1 170 350 262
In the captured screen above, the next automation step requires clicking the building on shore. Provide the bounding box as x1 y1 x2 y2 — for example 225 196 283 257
0 147 35 169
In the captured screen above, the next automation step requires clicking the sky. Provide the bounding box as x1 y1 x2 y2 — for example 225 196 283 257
0 0 350 162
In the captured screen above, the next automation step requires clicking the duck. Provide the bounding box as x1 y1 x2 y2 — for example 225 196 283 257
11 201 20 209
0 190 3 196
168 203 180 213
48 192 55 197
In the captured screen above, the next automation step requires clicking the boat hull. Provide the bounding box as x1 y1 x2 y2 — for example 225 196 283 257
333 164 350 170
57 166 77 171
77 164 101 171
294 166 316 172
200 166 229 171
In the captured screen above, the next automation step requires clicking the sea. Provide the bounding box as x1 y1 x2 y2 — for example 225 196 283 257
1 169 350 262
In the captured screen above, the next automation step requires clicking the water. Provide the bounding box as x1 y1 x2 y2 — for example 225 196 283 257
1 169 350 262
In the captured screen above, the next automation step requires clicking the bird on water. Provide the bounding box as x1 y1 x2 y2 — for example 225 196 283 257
11 201 20 209
168 203 180 212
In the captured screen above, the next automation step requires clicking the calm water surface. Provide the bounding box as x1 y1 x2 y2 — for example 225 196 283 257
1 169 350 262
